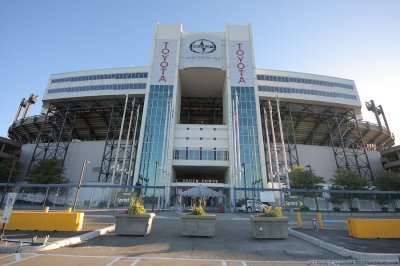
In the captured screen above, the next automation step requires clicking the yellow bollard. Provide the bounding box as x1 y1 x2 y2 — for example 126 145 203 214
44 207 49 213
67 208 72 213
296 212 303 228
317 212 324 229
275 207 282 217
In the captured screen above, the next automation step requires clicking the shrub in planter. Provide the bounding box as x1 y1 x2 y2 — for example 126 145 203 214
250 206 289 239
349 207 359 212
181 198 216 237
188 201 207 216
114 197 155 236
259 206 282 217
333 207 341 212
381 206 388 212
126 197 146 214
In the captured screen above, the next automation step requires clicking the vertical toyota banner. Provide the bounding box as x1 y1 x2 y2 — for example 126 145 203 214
229 41 255 87
151 40 177 86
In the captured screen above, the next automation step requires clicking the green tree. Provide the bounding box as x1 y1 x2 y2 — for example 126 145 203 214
330 168 367 190
373 171 400 207
329 168 367 209
289 165 325 189
0 157 20 183
289 165 325 197
289 166 326 211
28 159 69 184
374 171 400 191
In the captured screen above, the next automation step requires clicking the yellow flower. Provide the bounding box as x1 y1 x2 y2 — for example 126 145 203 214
260 205 282 217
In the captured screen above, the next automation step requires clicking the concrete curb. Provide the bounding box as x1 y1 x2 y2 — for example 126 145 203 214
289 228 400 262
0 224 115 253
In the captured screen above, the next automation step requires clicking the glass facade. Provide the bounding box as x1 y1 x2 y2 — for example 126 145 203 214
138 85 173 189
51 72 148 83
47 83 146 94
231 86 262 190
257 74 353 89
258 86 357 100
174 149 228 161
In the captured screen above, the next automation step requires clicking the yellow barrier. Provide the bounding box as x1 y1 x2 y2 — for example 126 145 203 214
6 208 84 231
347 218 400 238
296 212 302 228
317 212 324 230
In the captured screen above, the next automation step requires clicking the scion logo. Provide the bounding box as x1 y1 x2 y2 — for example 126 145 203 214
189 39 216 54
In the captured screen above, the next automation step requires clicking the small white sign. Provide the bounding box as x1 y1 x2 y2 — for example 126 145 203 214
2 192 17 224
259 191 275 203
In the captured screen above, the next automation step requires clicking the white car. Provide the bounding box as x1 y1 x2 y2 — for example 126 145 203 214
236 199 268 213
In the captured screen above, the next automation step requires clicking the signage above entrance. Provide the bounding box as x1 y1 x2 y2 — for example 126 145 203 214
183 35 222 69
181 178 219 183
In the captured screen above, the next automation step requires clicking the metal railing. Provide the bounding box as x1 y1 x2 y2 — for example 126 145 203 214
1 183 399 215
234 187 400 214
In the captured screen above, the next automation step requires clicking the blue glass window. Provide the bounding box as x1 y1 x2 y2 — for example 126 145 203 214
231 86 262 190
173 149 228 161
138 85 173 188
51 72 148 83
257 75 353 90
47 83 147 94
257 86 357 100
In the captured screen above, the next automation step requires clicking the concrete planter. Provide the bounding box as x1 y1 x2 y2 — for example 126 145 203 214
250 216 289 239
114 213 155 236
181 214 216 237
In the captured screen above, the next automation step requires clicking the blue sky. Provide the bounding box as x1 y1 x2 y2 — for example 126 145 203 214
1 0 399 142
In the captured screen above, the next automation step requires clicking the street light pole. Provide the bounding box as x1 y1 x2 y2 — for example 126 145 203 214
152 161 159 212
305 164 319 212
73 160 90 211
242 163 248 213
305 164 324 229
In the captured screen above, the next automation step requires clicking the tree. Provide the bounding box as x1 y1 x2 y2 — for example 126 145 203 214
289 165 325 197
0 157 20 183
374 171 400 191
289 165 325 189
329 168 367 209
289 165 326 211
330 168 367 190
28 159 69 184
373 171 400 207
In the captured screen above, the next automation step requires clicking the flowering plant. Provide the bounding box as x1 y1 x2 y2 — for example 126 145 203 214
258 206 282 217
188 198 207 216
118 197 146 214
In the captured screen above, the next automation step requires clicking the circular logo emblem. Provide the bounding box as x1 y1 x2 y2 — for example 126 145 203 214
189 39 216 54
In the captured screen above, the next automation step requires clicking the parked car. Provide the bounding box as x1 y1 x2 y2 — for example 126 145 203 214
236 199 269 213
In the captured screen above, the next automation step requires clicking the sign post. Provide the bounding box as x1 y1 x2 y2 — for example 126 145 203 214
1 192 17 239
284 195 304 210
115 192 133 208
259 191 275 203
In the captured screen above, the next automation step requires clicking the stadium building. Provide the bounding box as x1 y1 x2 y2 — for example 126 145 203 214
8 24 394 207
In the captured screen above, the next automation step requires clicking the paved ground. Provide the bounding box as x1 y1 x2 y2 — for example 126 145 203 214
0 253 349 266
1 210 400 265
43 212 344 261
1 223 112 245
292 228 400 254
